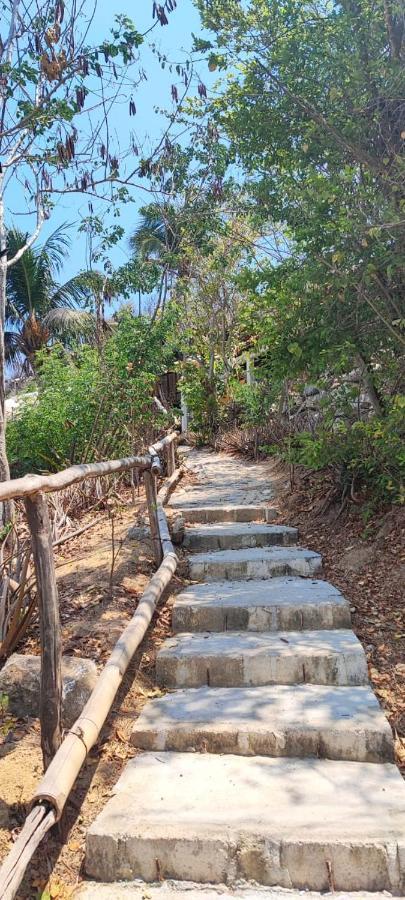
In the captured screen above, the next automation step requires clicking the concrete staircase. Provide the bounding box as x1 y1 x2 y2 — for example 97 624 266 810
80 450 405 898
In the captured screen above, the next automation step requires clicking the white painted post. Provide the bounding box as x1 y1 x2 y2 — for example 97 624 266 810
181 392 189 433
246 353 255 386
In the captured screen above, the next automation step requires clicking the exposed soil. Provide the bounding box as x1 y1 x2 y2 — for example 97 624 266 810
0 493 187 899
274 463 405 775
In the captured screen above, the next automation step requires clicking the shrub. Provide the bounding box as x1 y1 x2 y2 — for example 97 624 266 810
267 396 405 505
7 310 176 475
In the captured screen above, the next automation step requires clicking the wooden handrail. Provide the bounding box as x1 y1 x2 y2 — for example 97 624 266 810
0 454 151 503
0 432 183 900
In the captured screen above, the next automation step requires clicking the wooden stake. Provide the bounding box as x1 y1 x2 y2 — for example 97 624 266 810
24 492 62 771
166 439 176 476
144 470 163 566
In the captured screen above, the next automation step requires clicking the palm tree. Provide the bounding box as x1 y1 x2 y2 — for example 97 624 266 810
5 225 94 372
130 204 182 261
130 203 195 320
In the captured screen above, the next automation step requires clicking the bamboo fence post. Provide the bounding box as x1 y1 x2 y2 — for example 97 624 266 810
166 438 176 476
144 470 162 566
24 492 62 771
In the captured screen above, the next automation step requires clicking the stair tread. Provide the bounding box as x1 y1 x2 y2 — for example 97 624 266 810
131 683 393 762
190 547 319 564
170 505 277 523
184 523 298 550
175 577 341 604
172 578 351 633
188 547 322 582
158 628 364 657
156 630 368 687
86 753 405 891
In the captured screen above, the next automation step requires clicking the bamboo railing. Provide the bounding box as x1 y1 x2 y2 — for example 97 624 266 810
0 431 181 900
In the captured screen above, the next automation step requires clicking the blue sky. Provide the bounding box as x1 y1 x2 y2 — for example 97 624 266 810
27 1 211 284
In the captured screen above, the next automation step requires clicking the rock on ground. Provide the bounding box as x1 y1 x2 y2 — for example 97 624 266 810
0 653 97 726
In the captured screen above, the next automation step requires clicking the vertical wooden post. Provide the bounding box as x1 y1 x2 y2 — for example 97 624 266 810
166 439 176 477
144 470 163 566
24 492 62 771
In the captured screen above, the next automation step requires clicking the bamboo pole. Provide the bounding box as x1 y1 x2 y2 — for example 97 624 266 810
157 465 184 506
144 470 163 566
0 435 180 900
166 439 176 476
0 805 56 900
0 545 177 899
24 492 62 770
0 454 151 503
149 432 177 456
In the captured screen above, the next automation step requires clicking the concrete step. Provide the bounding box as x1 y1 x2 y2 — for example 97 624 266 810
131 683 394 763
85 752 405 892
188 547 322 582
172 505 278 524
184 523 298 552
74 883 396 899
156 630 368 688
172 578 351 633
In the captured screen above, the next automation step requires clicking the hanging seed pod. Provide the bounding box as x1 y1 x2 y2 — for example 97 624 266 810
129 99 136 116
100 143 106 160
171 84 178 103
55 0 65 24
57 142 65 163
95 62 102 77
35 34 41 53
79 55 89 76
113 63 118 79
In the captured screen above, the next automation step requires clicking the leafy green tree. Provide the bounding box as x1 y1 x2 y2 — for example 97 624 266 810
7 307 178 475
0 0 178 505
193 0 404 399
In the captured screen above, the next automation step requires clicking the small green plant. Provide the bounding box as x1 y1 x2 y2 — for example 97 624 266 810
267 396 405 506
0 692 16 739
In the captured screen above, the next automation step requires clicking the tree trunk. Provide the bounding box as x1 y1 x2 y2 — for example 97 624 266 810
0 200 13 526
353 351 384 417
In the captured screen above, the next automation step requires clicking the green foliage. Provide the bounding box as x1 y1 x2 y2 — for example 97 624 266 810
228 379 273 429
180 362 222 444
271 397 405 506
7 310 177 475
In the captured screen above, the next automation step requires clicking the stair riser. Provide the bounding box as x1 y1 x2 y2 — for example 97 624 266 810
156 652 368 689
179 506 277 524
184 533 297 551
188 558 322 582
172 602 351 633
132 725 394 763
85 832 404 893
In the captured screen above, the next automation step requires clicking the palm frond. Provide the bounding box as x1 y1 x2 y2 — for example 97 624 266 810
50 273 94 309
4 330 25 366
44 308 96 340
38 223 72 274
